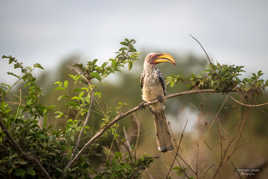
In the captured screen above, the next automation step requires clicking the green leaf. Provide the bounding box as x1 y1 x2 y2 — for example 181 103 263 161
128 61 133 70
81 87 89 92
15 168 26 177
71 96 80 100
55 86 65 91
64 80 69 88
55 111 64 119
14 63 22 69
90 72 101 81
7 72 20 79
54 81 62 86
95 91 102 98
27 167 36 176
120 41 128 46
33 63 44 70
57 95 67 101
69 74 81 81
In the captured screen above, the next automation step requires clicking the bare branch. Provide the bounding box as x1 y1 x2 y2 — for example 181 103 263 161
123 126 133 161
145 168 155 179
105 131 117 162
64 89 219 172
132 114 141 161
231 96 268 107
177 153 197 176
190 34 213 64
200 164 215 178
231 162 242 179
212 106 247 179
196 143 200 179
0 118 51 179
204 95 229 135
166 120 188 179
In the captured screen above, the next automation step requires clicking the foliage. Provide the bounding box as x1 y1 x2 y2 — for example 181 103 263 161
73 38 139 82
167 62 268 99
0 39 151 178
1 38 268 179
95 154 153 179
166 74 184 88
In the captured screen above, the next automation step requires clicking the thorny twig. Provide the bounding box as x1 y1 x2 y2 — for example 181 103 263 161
166 120 188 179
200 164 215 178
190 34 213 65
231 161 242 179
205 95 229 136
196 143 200 179
105 127 117 162
212 106 247 179
132 114 141 161
123 126 133 161
177 153 197 176
231 96 268 107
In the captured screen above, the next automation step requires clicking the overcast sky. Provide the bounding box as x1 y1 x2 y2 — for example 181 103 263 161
1 0 268 83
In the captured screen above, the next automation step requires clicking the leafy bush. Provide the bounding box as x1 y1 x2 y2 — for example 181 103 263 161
0 39 153 178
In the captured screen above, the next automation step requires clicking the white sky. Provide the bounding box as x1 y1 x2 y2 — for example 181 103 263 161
1 0 268 83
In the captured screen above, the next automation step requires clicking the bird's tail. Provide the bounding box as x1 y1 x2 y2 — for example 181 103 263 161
153 110 174 152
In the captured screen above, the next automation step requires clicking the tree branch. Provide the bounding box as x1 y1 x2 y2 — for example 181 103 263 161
230 96 268 107
63 88 268 173
132 114 141 161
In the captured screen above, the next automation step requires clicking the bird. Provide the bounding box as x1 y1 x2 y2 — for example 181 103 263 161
140 53 176 152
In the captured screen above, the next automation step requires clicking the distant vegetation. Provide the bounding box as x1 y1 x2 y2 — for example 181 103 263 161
1 39 268 178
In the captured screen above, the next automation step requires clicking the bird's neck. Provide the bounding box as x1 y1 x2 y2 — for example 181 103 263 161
144 62 157 74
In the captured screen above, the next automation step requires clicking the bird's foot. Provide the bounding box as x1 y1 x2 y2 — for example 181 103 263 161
139 101 147 110
157 96 164 103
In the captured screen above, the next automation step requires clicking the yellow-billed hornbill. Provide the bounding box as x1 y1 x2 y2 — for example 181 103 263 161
140 53 176 152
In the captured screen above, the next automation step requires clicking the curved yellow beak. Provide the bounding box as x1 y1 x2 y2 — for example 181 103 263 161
153 54 176 65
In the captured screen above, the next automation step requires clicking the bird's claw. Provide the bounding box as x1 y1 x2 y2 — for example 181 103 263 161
139 101 146 110
157 96 164 103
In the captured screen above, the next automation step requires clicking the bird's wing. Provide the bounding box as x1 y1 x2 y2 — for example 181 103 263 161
157 69 166 96
140 72 144 89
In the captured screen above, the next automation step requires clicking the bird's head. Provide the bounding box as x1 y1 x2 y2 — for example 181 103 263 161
145 53 176 66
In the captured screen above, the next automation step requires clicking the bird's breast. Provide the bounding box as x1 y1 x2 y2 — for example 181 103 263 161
142 75 164 102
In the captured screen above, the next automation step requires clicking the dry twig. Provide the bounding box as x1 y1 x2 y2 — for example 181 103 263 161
132 114 141 161
212 106 247 179
190 34 213 65
166 120 188 179
231 96 268 107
